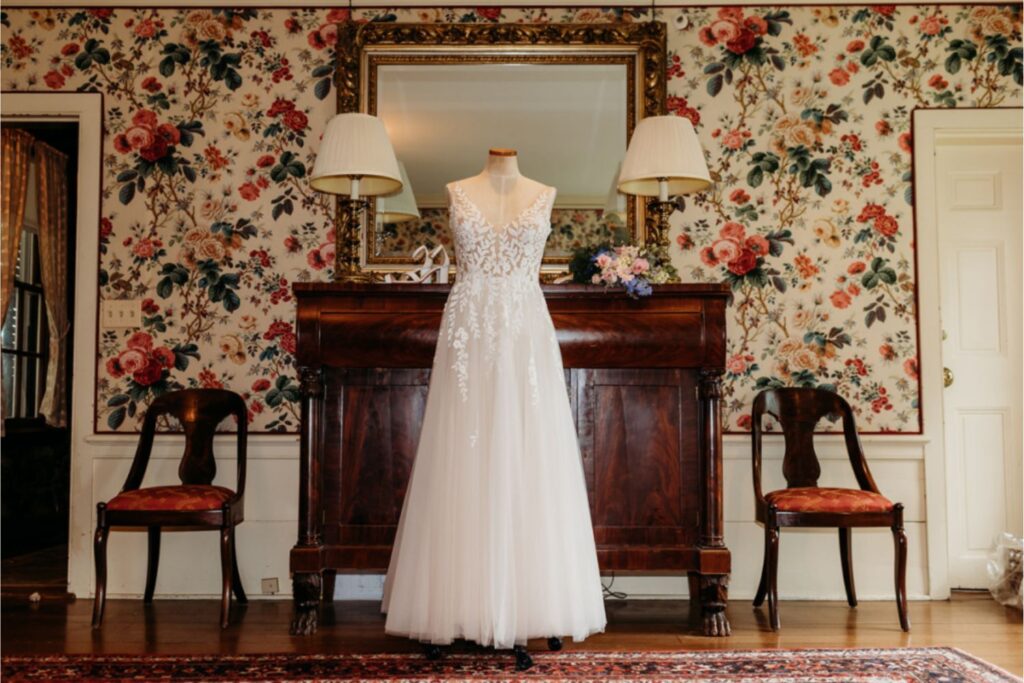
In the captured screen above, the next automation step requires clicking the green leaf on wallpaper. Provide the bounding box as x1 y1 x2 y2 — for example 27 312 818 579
706 74 724 97
172 343 200 371
107 406 127 430
314 78 332 100
118 182 135 205
116 169 137 183
107 394 130 408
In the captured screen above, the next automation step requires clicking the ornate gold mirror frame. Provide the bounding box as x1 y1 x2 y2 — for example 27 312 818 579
332 21 668 278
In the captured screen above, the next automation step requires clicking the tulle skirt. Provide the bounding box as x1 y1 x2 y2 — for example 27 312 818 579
381 277 607 649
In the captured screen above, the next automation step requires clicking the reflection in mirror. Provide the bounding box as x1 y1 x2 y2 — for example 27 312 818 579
371 62 630 265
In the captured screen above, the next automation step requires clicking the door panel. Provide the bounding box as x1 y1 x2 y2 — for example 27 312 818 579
936 134 1023 588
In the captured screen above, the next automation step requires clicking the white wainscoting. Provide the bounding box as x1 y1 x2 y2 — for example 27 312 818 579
73 432 933 602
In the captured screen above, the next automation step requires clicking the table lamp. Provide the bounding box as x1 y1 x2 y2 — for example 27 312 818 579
310 113 402 282
618 115 712 251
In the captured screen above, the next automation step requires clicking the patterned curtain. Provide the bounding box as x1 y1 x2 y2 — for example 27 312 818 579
1 128 33 328
35 141 70 428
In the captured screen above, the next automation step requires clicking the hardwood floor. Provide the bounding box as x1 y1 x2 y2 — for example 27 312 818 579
2 593 1020 675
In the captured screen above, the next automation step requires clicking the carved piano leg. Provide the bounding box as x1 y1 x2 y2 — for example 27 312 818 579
290 572 322 635
691 572 732 637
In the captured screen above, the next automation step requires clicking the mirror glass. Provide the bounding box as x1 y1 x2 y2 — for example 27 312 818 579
369 61 631 266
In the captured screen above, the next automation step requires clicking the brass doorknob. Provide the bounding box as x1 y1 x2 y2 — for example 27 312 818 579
943 367 954 388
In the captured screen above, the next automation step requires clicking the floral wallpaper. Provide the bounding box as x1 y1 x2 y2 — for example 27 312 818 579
0 5 1020 433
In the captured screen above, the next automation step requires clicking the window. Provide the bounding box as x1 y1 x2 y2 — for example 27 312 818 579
2 170 49 421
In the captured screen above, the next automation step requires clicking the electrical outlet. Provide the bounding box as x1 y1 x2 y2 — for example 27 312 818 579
261 578 279 595
102 299 141 329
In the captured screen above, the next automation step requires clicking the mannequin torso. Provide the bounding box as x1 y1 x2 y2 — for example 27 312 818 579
448 149 552 228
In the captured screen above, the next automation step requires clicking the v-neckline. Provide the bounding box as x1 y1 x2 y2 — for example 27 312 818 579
451 183 551 232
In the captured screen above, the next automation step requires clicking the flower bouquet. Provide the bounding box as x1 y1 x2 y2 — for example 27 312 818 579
568 242 677 298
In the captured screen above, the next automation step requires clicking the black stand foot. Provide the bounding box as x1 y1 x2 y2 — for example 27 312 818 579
513 645 533 671
423 643 444 661
547 636 563 651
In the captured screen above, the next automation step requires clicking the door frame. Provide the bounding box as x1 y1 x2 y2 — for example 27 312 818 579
913 106 1023 599
1 92 103 597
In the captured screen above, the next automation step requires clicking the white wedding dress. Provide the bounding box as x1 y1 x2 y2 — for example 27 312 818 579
381 182 607 649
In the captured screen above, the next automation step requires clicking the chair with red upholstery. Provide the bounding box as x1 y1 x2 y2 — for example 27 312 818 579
92 388 248 629
751 387 909 632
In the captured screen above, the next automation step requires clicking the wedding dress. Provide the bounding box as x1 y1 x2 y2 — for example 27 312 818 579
381 182 608 649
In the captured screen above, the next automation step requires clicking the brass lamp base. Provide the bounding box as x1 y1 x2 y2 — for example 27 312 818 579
333 197 379 283
645 199 681 284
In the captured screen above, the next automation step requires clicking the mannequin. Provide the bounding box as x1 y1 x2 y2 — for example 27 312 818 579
448 148 552 227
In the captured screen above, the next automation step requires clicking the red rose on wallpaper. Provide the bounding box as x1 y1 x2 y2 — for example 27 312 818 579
43 70 66 89
256 154 275 168
829 68 851 86
729 189 750 204
282 109 308 132
252 378 271 392
745 234 770 256
141 76 162 92
726 248 757 276
830 290 853 309
725 29 757 55
238 182 260 201
874 214 899 237
61 42 80 56
139 137 169 162
476 7 501 20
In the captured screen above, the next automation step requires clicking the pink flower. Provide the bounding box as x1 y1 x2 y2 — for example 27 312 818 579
848 261 866 274
132 109 159 129
721 128 749 150
903 357 919 380
700 247 719 267
595 253 612 268
116 348 148 374
846 39 865 52
829 68 851 86
743 16 768 36
919 14 946 36
726 354 748 374
711 238 741 264
830 290 852 309
720 221 746 241
726 29 757 55
132 238 161 259
709 19 740 44
874 214 899 237
238 182 261 201
127 331 153 352
124 126 155 150
631 258 650 274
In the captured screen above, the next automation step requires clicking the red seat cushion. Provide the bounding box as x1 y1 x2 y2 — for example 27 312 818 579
765 487 894 514
106 485 235 512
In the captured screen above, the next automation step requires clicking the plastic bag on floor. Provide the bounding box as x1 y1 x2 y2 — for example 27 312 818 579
987 532 1023 610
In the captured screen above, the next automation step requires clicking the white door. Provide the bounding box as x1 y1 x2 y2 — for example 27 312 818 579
935 123 1023 589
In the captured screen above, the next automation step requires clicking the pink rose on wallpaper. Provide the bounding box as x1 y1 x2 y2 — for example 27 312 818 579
727 354 754 374
325 9 350 22
919 14 947 36
43 70 66 89
711 238 741 264
829 68 851 86
721 127 750 150
874 214 899 237
127 331 154 351
709 19 740 44
238 182 261 201
134 18 162 38
743 16 768 36
726 30 757 55
903 358 919 380
876 120 892 136
114 348 148 375
898 132 912 153
830 290 853 309
132 238 162 259
720 221 746 242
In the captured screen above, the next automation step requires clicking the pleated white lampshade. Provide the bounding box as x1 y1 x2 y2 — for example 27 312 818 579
310 113 402 198
618 115 712 198
377 161 421 223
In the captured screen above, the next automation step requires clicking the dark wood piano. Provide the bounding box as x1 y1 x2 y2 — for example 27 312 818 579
289 282 732 637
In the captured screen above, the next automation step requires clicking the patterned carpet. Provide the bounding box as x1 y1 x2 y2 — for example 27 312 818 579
2 647 1019 682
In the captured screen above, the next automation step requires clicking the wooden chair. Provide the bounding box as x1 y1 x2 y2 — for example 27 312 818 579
751 387 909 632
92 389 248 629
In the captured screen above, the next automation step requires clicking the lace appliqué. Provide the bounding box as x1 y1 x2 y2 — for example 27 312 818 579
442 184 555 403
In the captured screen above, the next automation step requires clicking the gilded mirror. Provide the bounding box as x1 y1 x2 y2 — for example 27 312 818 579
336 21 667 274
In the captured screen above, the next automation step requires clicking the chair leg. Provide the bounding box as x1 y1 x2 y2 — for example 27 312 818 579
892 512 910 632
91 522 109 628
839 527 857 607
765 525 780 631
144 526 161 604
753 543 768 608
219 526 233 629
231 532 247 604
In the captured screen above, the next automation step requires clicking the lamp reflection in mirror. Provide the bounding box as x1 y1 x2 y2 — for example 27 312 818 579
618 115 712 253
310 113 403 282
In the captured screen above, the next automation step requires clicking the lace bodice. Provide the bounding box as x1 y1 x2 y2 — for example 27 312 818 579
447 183 555 281
441 182 560 402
